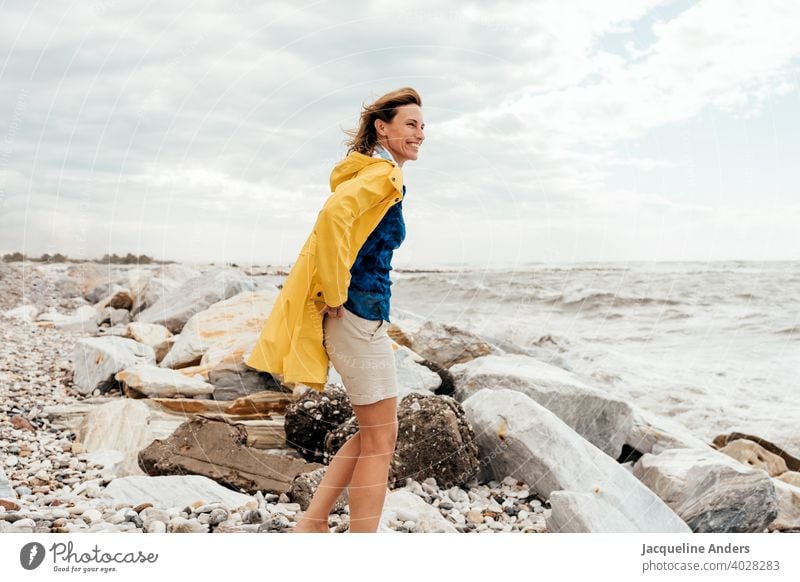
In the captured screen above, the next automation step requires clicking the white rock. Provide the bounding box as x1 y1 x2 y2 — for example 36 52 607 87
770 479 800 531
633 448 779 533
452 354 633 459
378 490 457 533
126 322 173 363
462 388 690 533
3 305 40 322
130 264 202 316
55 305 100 332
136 268 255 333
80 449 126 474
394 345 441 398
159 289 278 369
146 520 167 533
408 319 495 368
115 364 215 398
72 336 155 395
102 475 254 511
77 400 154 476
82 509 103 524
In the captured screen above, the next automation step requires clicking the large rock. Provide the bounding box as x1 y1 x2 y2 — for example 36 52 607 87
159 289 278 369
130 264 202 316
284 386 353 463
777 471 800 487
378 489 458 533
713 432 800 472
58 263 107 299
462 388 690 533
136 268 255 333
95 286 134 311
393 344 442 398
2 305 40 322
72 336 156 395
718 438 789 476
289 467 349 513
451 354 632 459
75 399 154 476
770 479 800 531
54 305 100 333
139 417 323 494
102 475 254 511
126 322 173 362
626 405 713 455
389 393 479 489
115 364 215 398
408 320 495 368
633 448 779 532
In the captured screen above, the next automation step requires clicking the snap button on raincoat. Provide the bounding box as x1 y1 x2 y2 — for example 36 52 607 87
246 152 405 392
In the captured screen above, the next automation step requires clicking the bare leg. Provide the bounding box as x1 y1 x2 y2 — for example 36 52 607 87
347 396 398 533
293 431 362 533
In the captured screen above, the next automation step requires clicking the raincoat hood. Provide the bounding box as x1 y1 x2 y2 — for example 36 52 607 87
329 151 396 191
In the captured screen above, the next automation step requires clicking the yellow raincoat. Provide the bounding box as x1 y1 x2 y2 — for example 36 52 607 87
246 151 405 392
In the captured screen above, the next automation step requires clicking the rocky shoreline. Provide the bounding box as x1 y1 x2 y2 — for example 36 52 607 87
1 261 798 533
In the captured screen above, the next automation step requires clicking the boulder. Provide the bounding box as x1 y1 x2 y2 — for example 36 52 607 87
288 467 348 514
54 305 99 333
713 432 800 472
378 489 458 533
718 438 789 477
451 354 632 459
95 286 134 311
462 388 690 533
777 471 800 487
138 417 323 495
408 320 495 368
72 336 155 395
79 449 126 475
389 393 480 490
284 386 353 463
102 475 253 511
159 289 278 369
98 306 130 327
769 479 800 531
393 344 442 398
633 447 779 533
2 305 40 322
115 364 215 398
626 405 713 455
75 399 153 476
126 322 173 356
136 268 255 333
58 263 107 299
130 264 201 316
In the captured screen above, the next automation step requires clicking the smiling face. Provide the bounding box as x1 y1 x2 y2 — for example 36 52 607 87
375 104 425 167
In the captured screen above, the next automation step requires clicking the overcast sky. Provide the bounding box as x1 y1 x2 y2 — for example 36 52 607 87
1 0 798 267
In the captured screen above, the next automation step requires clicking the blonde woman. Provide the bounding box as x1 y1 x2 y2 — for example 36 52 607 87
247 87 425 532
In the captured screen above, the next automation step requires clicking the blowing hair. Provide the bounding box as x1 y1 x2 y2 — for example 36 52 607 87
343 87 422 156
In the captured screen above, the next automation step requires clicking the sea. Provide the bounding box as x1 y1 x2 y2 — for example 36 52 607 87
389 260 800 457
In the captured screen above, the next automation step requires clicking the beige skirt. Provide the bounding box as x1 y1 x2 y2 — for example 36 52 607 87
323 305 399 405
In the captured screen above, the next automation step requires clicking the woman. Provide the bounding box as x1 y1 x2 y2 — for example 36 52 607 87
246 87 425 532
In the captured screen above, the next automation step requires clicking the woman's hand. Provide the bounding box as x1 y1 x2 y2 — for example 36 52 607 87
320 304 344 318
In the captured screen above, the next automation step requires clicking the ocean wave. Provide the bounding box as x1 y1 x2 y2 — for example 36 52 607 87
552 290 682 309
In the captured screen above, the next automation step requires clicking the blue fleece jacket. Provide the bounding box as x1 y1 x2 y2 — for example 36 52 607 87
343 144 406 322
